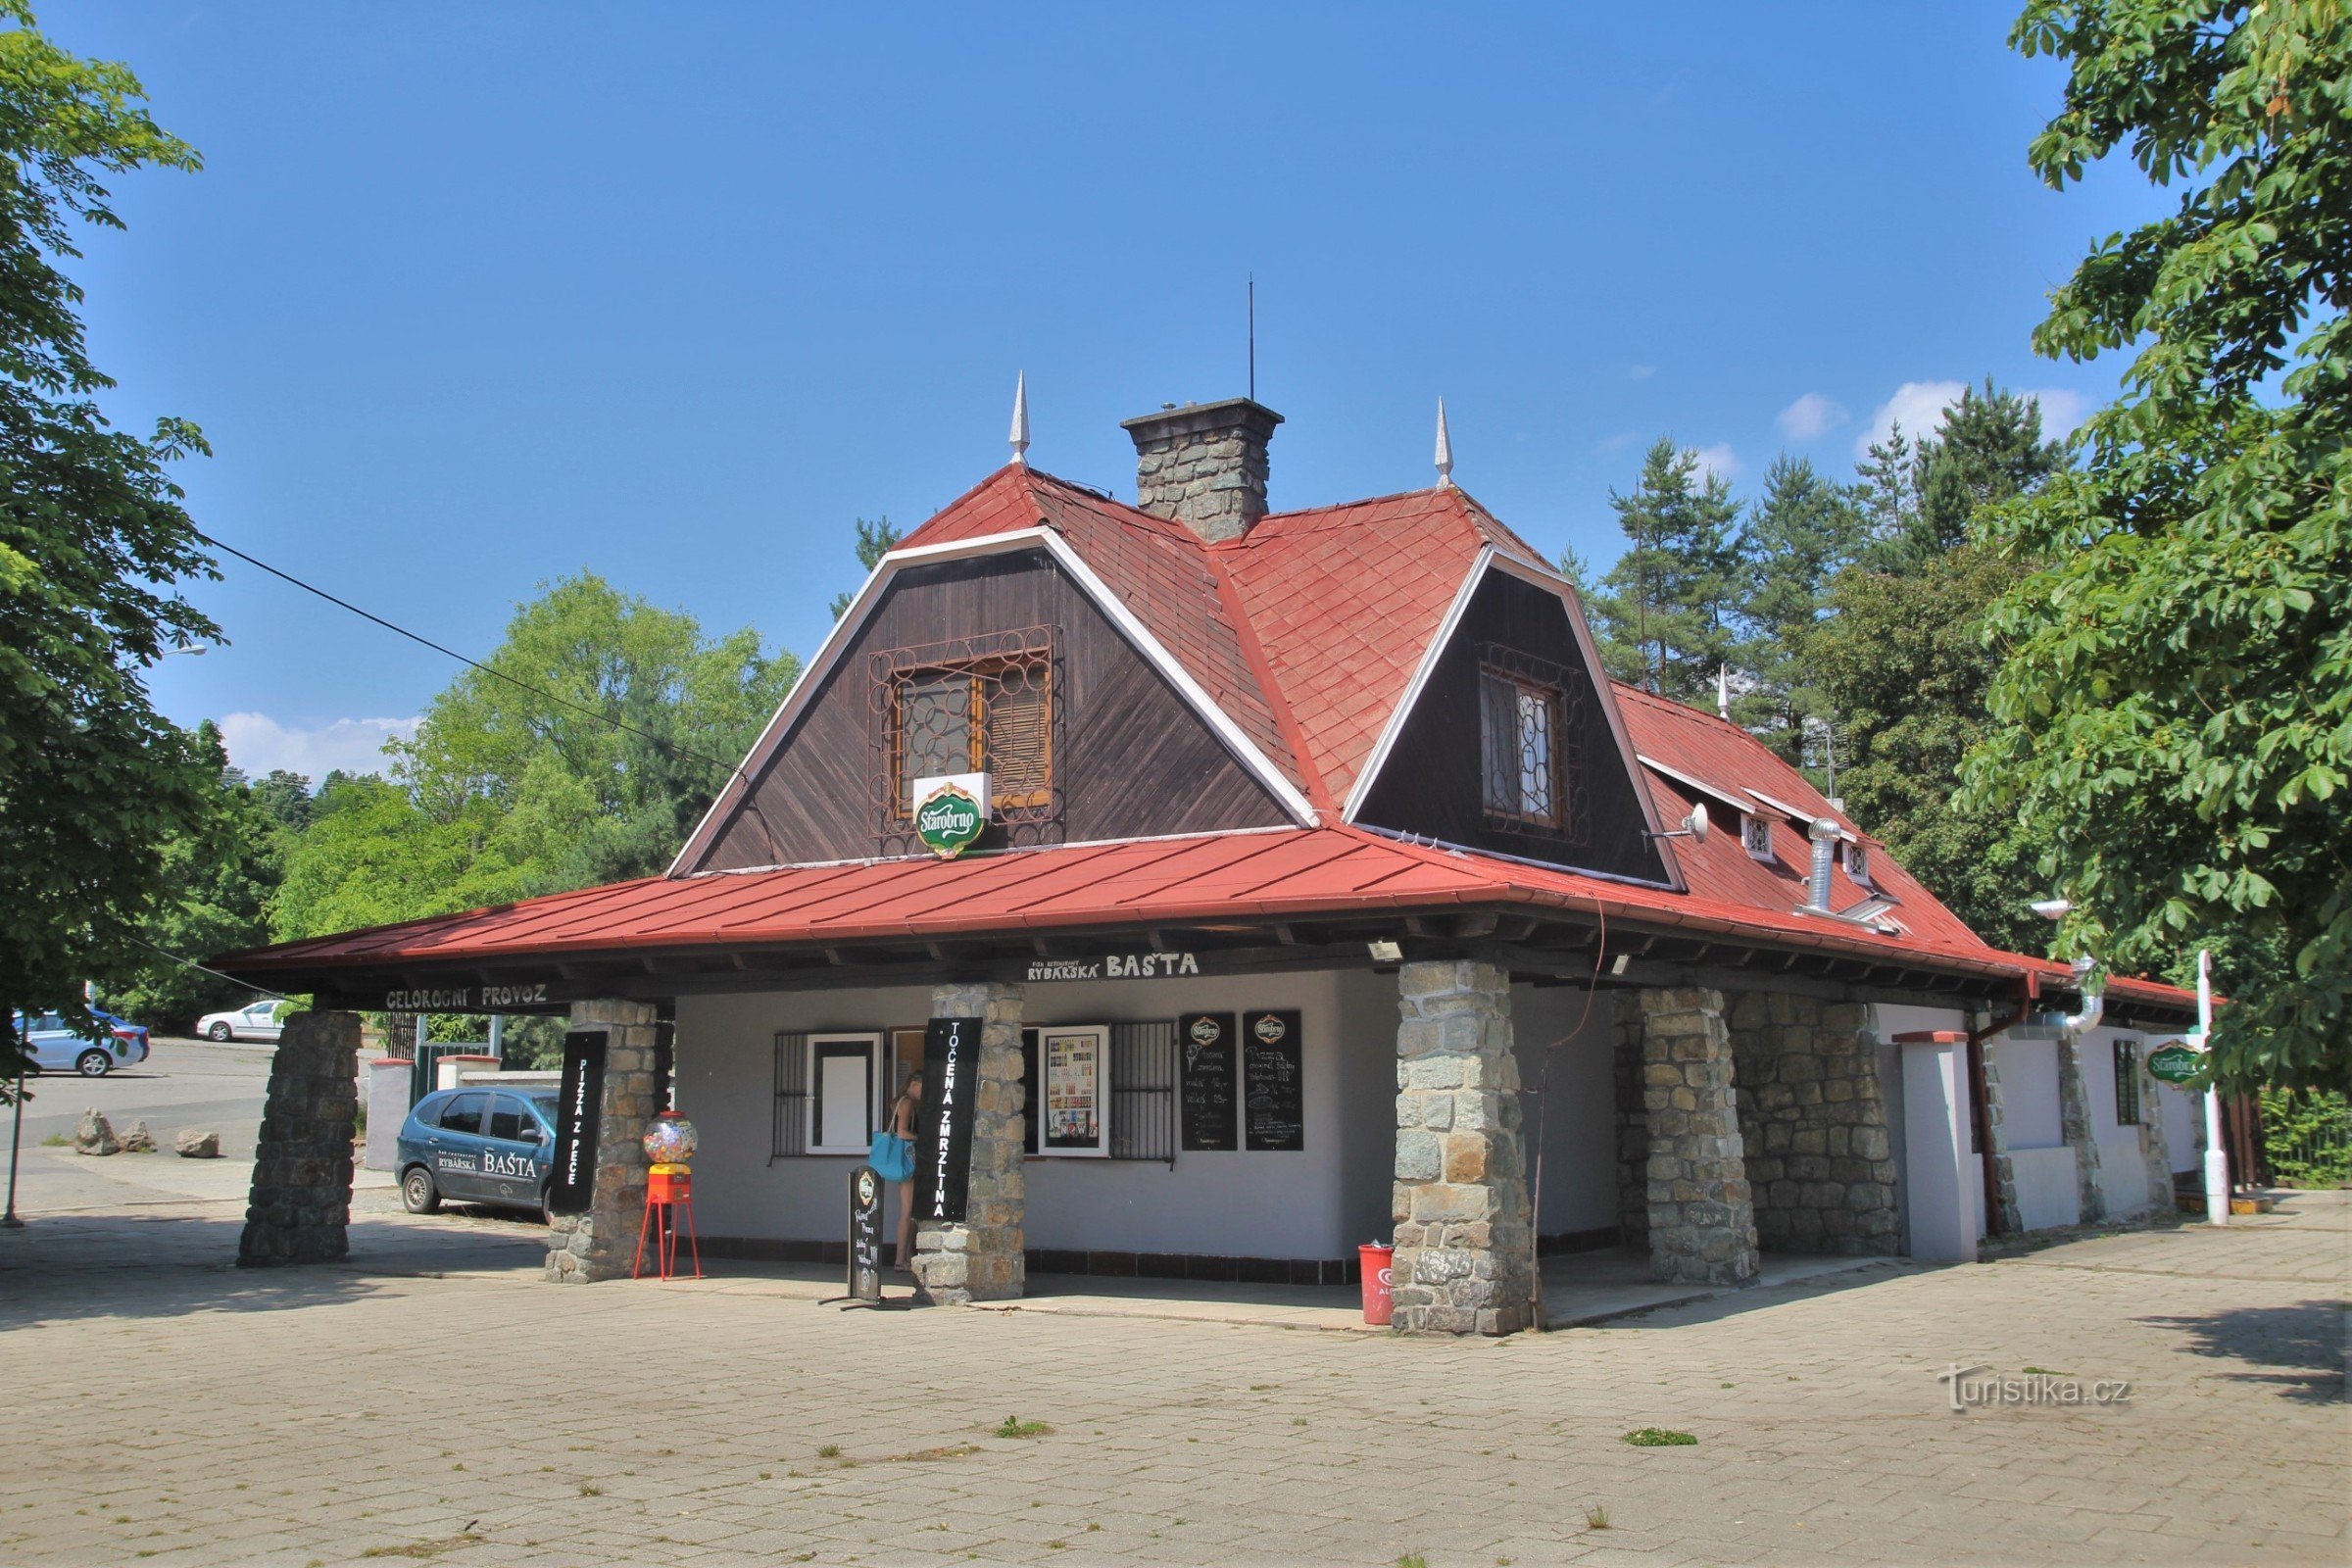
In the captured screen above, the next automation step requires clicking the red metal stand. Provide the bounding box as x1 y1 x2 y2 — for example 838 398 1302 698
632 1166 703 1281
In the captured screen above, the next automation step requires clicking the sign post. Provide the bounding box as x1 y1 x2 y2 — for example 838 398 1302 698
2196 949 2229 1227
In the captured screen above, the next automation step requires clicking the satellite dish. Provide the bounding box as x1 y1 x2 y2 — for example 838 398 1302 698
2031 899 2073 922
1684 804 1709 843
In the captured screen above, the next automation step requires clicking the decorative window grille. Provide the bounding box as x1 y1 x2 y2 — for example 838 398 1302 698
1842 839 1871 886
869 626 1059 854
1476 645 1588 846
2114 1039 2142 1126
1740 809 1774 860
771 1031 808 1160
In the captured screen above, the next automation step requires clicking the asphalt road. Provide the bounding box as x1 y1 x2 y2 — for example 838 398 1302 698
0 1034 323 1218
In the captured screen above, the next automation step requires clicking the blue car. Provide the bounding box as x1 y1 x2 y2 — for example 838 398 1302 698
11 1008 152 1077
396 1086 560 1221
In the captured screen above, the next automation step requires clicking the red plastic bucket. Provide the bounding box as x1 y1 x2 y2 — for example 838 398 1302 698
1358 1243 1396 1325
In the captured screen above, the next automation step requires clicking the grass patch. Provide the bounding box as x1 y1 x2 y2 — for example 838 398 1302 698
814 1444 840 1458
2022 1366 2070 1377
993 1415 1052 1439
359 1538 476 1561
39 1134 70 1148
1397 1555 1430 1568
880 1444 982 1463
576 1484 601 1497
1621 1428 1696 1447
1584 1503 1612 1530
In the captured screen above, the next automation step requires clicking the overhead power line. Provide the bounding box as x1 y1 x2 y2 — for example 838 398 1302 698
195 530 740 775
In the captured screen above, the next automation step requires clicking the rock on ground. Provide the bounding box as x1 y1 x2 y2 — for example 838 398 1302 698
174 1127 222 1158
118 1119 157 1152
74 1109 120 1156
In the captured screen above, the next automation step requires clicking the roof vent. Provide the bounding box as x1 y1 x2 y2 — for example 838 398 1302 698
1120 397 1283 543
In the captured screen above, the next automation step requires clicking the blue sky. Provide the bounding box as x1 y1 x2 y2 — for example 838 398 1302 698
55 4 2165 780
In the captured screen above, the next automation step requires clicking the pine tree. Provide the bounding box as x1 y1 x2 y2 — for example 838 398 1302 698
1734 456 1864 752
1587 439 1741 701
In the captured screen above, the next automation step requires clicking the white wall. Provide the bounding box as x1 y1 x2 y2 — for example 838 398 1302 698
2160 1081 2200 1173
1871 1004 1978 1253
2010 1147 2081 1230
1512 984 1619 1239
675 968 1393 1262
1995 1037 2065 1150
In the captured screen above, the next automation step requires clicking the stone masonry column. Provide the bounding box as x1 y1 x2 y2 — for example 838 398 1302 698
1393 960 1533 1336
1977 1045 2025 1235
912 982 1025 1304
1637 988 1760 1287
2136 1049 2177 1216
238 1009 361 1266
1610 1014 1649 1253
544 999 661 1283
2056 1034 2108 1225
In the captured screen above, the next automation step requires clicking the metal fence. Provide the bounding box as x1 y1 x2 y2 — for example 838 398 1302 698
2264 1089 2352 1188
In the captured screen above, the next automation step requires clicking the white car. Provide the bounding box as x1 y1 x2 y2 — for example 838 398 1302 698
196 1001 285 1043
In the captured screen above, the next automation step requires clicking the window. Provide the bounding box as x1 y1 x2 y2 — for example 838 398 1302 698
1842 839 1872 885
2114 1039 2142 1126
487 1095 536 1143
437 1092 487 1136
1480 667 1564 827
1740 810 1773 859
892 657 1053 813
808 1032 885 1154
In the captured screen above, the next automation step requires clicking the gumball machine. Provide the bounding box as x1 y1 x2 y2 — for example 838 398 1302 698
632 1110 703 1281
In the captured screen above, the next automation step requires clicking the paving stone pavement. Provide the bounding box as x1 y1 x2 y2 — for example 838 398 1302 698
0 1191 2342 1567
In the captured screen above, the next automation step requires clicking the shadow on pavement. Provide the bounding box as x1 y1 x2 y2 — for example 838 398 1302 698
2137 1298 2351 1404
0 1207 545 1329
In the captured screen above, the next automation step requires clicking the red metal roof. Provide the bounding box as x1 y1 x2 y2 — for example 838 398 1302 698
216 823 2191 1009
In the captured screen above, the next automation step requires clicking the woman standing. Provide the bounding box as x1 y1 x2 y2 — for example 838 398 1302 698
884 1069 923 1270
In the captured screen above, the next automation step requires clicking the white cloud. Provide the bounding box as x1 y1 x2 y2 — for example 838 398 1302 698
1690 443 1741 485
217 712 416 781
1777 392 1848 442
1855 379 1968 459
1856 379 2096 457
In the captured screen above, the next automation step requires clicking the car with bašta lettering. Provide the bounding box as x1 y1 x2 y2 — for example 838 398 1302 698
10 1008 152 1076
396 1086 561 1222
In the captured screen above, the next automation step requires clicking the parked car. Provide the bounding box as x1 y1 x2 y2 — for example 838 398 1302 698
11 1008 152 1077
195 1000 285 1043
396 1086 561 1221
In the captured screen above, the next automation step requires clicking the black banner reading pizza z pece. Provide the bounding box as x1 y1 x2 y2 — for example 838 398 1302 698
547 1030 607 1216
919 1016 982 1225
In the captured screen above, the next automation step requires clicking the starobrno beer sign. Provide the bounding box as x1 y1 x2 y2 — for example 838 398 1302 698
915 782 985 858
2147 1042 2204 1086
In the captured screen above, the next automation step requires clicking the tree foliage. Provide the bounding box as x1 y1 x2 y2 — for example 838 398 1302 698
1732 456 1865 750
1965 0 2352 1089
827 514 902 619
272 573 797 942
1586 439 1741 702
0 3 216 1087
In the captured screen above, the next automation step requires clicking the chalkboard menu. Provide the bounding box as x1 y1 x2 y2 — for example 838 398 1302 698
1178 1012 1238 1152
546 1030 606 1216
1242 1009 1303 1152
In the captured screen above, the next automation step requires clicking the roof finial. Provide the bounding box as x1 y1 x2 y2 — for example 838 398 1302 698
1434 396 1454 488
1009 371 1030 467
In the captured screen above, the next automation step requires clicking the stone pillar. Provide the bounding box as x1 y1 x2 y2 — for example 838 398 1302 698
1610 1012 1649 1252
1636 988 1760 1287
2056 1034 2108 1225
912 982 1025 1304
544 999 661 1283
1977 1046 2025 1235
1724 991 1900 1256
1392 960 1533 1336
238 1010 361 1266
2136 1050 2177 1216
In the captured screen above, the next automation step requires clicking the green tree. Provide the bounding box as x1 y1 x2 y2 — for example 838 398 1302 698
104 729 309 1029
0 4 217 1089
1587 439 1742 700
1860 384 2067 572
828 515 902 618
272 574 798 942
1734 456 1865 751
1965 0 2352 1090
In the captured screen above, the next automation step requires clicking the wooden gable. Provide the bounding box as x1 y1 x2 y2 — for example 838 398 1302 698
680 547 1295 873
1352 565 1673 886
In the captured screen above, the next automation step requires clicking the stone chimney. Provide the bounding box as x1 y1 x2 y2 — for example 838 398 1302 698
1120 397 1283 543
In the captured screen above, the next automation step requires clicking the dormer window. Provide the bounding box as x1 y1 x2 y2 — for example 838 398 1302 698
891 655 1053 815
1842 839 1871 886
1740 810 1773 860
1480 665 1565 829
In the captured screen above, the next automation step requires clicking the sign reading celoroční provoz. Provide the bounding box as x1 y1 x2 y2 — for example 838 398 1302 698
919 1016 982 1224
2147 1042 2205 1086
547 1030 607 1216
